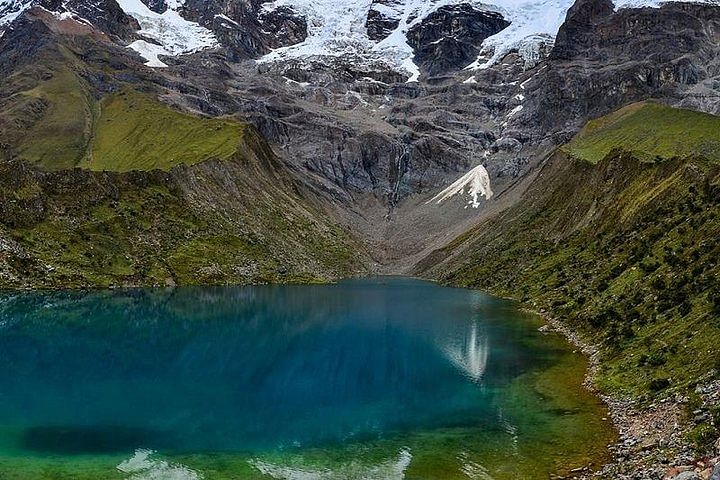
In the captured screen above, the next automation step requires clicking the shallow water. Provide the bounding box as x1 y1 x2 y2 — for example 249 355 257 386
0 277 613 479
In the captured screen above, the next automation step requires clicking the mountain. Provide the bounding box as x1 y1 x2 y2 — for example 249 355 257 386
0 0 720 474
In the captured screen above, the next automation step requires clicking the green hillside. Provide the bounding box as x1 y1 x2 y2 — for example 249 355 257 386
4 65 248 172
562 102 720 164
84 92 246 172
0 60 368 287
419 103 720 450
13 66 94 170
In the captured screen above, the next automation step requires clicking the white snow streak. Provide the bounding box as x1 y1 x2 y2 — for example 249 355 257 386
428 164 493 209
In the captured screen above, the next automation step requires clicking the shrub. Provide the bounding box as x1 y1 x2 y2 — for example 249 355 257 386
688 424 718 452
649 378 670 392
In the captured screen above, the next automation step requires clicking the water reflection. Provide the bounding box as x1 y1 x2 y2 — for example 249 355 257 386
443 323 489 383
0 278 541 456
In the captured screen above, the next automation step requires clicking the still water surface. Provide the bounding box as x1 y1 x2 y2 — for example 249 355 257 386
0 277 613 479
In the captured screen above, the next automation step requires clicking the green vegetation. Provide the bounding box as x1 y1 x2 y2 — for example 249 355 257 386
562 101 720 164
84 92 246 172
0 53 368 287
15 66 95 169
0 157 366 288
4 65 248 172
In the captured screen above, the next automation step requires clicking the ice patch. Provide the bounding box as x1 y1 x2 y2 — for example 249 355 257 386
249 448 412 480
126 40 170 67
117 449 203 480
115 0 217 67
0 0 33 31
507 104 523 117
464 0 570 70
428 164 493 209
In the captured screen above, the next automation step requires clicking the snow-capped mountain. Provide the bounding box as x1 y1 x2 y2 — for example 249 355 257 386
2 0 717 77
258 0 720 80
259 0 564 78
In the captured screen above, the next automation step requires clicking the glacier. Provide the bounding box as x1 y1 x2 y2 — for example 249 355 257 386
0 0 217 64
2 0 717 71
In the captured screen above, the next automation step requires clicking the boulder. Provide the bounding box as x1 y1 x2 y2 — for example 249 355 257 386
676 472 700 480
710 463 720 480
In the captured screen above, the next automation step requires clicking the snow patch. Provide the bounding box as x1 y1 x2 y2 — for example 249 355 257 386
115 0 217 67
428 164 493 209
0 0 33 31
117 449 203 480
464 0 570 70
507 104 523 117
127 39 170 67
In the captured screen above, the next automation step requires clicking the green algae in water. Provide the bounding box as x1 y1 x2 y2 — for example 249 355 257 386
0 278 614 479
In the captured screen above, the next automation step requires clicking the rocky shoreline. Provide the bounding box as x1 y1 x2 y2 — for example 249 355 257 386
535 311 720 480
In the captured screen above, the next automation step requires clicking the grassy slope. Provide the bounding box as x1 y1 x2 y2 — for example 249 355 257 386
15 65 95 169
0 154 366 288
419 103 720 450
563 101 720 163
11 70 249 172
84 91 246 172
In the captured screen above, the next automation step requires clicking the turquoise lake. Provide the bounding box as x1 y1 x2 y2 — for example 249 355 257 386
0 277 614 479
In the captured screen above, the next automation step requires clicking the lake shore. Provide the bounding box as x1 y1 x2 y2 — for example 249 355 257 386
533 306 720 480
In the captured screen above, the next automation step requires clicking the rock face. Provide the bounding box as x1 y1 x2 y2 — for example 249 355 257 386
365 0 401 41
41 0 139 40
521 0 720 136
406 4 509 77
178 0 307 60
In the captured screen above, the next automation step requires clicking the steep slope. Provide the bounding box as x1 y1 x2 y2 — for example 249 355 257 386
417 104 720 444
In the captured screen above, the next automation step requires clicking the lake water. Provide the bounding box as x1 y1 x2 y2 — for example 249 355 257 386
0 277 613 479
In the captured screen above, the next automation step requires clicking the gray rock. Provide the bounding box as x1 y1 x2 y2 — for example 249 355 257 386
406 5 510 77
675 472 700 480
710 464 720 480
